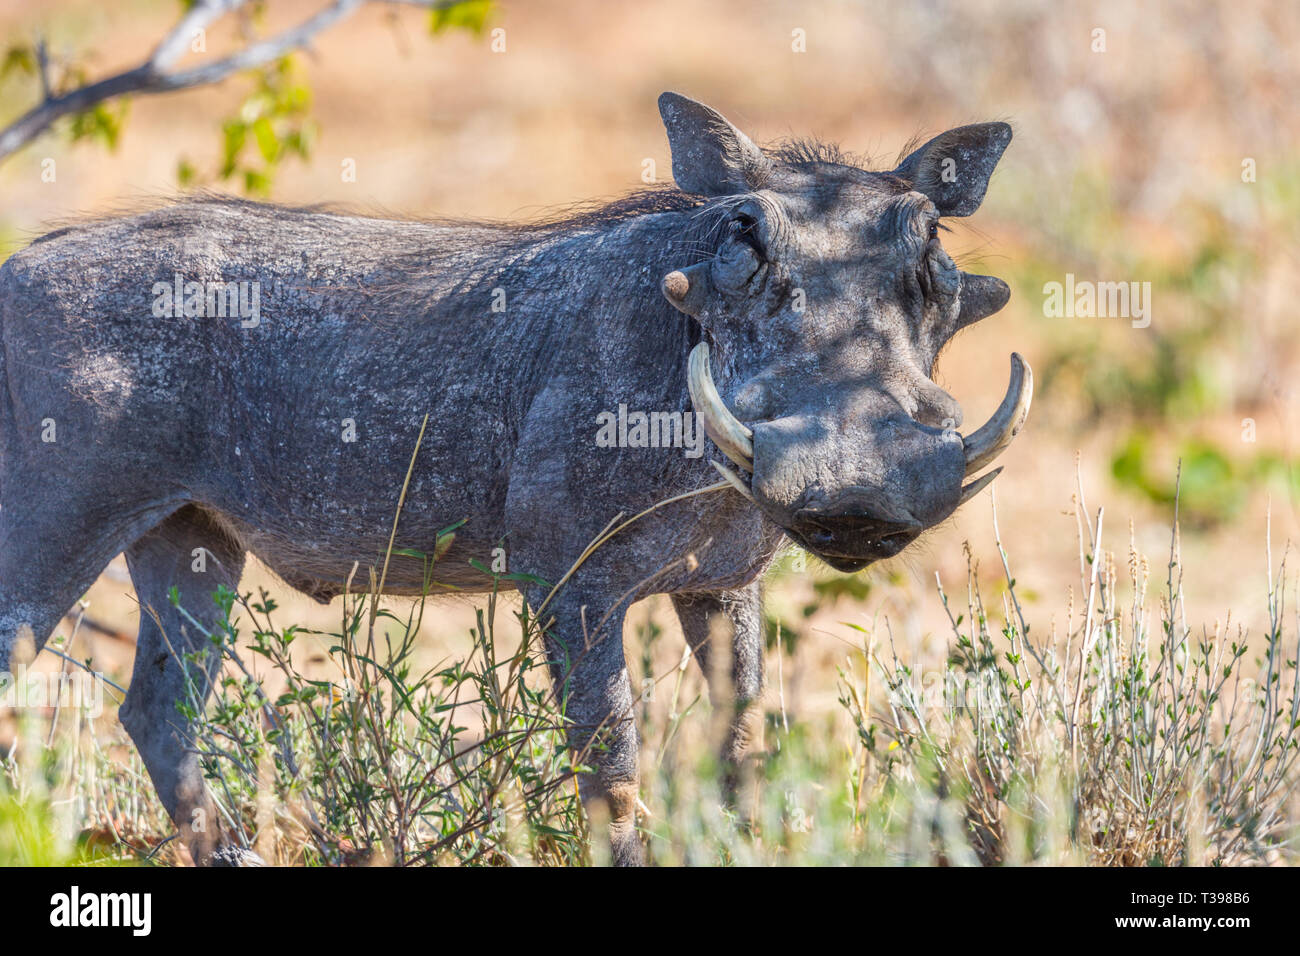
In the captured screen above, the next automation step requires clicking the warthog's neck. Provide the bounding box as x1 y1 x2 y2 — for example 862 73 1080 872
499 201 707 396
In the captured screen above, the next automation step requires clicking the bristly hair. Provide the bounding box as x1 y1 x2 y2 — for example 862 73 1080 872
16 131 899 256
18 184 710 251
766 137 875 171
894 133 925 167
509 183 708 233
767 133 939 176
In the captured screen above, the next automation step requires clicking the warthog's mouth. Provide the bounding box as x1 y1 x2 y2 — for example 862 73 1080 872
687 342 1034 566
803 554 876 574
787 511 922 571
787 532 914 573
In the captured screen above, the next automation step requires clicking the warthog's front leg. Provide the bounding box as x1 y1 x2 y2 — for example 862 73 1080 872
119 506 261 866
671 581 765 802
527 584 642 866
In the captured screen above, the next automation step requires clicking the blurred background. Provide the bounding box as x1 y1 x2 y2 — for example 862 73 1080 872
2 0 1298 727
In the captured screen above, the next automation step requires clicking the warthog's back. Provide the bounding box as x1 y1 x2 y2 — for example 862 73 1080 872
0 199 577 595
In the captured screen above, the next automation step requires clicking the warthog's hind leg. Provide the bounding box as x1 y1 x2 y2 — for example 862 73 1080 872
0 483 177 669
118 505 259 866
671 580 765 805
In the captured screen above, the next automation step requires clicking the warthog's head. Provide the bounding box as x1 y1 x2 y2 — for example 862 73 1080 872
658 93 1032 572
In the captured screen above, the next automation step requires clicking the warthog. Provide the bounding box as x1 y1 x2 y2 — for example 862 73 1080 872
0 92 1029 865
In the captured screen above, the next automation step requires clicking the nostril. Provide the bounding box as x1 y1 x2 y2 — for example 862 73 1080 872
794 508 921 557
807 527 835 548
876 534 910 557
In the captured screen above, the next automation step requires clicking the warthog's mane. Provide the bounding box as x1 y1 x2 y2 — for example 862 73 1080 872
769 137 877 170
18 134 885 252
14 136 901 341
20 185 711 248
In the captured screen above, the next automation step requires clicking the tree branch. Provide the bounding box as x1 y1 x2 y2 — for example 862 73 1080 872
146 0 250 75
35 35 52 101
0 0 455 164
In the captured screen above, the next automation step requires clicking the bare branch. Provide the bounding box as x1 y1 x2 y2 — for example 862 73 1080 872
158 0 367 90
147 0 250 74
35 35 52 101
0 0 458 164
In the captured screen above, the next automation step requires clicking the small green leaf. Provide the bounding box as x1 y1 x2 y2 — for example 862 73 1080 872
430 0 493 34
252 116 279 163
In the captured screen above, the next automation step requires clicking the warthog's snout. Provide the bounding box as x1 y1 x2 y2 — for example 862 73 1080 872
748 405 962 569
688 342 1033 570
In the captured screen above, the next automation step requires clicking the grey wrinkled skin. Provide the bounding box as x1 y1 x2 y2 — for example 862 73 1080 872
0 92 1014 866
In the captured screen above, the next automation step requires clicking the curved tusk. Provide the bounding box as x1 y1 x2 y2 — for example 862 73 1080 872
710 459 756 502
688 342 754 472
958 466 1002 506
962 353 1033 475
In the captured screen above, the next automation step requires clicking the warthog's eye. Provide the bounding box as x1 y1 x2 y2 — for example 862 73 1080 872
728 213 765 259
927 220 939 241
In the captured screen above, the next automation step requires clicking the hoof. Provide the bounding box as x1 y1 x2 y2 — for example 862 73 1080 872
204 845 267 867
610 828 644 867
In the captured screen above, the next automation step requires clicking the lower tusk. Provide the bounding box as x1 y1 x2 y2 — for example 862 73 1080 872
958 466 1002 506
711 459 756 502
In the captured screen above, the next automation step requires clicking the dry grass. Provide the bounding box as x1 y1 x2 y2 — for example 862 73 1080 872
3 470 1296 866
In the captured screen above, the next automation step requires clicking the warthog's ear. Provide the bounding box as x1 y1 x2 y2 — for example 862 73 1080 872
658 92 771 196
892 122 1012 217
